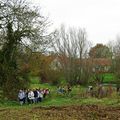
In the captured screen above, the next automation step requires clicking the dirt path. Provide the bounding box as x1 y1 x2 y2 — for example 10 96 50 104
0 105 120 120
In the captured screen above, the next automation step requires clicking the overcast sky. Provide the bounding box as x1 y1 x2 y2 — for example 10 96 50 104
33 0 120 45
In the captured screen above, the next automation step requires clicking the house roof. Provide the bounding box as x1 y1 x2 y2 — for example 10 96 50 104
92 58 112 66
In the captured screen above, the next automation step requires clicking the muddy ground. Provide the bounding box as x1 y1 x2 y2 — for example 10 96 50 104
0 105 120 120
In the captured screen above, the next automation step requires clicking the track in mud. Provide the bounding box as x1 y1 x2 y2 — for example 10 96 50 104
0 105 120 120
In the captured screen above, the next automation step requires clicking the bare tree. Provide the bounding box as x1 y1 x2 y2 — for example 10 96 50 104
113 37 120 82
107 36 120 85
52 25 91 85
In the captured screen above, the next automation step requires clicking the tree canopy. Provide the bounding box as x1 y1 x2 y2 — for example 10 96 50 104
0 0 51 99
89 43 112 58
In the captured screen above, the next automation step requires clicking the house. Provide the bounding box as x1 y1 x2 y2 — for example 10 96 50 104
91 58 112 73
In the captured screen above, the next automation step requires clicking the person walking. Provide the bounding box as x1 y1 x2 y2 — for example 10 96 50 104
18 90 25 105
28 89 34 104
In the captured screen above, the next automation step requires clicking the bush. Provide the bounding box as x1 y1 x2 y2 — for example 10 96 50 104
46 70 62 85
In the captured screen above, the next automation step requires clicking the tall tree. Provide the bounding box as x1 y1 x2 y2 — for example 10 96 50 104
52 25 91 85
0 0 50 100
89 43 112 58
112 37 120 83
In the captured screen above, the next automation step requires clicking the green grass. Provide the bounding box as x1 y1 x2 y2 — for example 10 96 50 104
29 76 56 90
103 73 116 83
0 79 120 108
30 83 56 90
0 76 120 108
0 94 120 108
25 76 120 107
30 73 116 88
0 99 19 107
30 76 40 84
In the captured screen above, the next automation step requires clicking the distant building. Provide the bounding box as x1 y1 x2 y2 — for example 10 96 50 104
91 58 112 73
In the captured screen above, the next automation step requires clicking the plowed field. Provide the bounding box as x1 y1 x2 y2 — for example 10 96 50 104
0 105 120 120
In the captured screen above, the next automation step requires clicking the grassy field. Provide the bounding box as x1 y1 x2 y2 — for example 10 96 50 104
0 76 120 108
0 76 119 107
103 73 116 83
26 74 120 112
0 76 120 119
0 94 120 120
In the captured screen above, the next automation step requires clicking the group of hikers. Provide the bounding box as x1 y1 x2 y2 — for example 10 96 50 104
86 84 120 98
57 85 72 94
18 88 50 105
57 84 120 98
18 84 120 105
